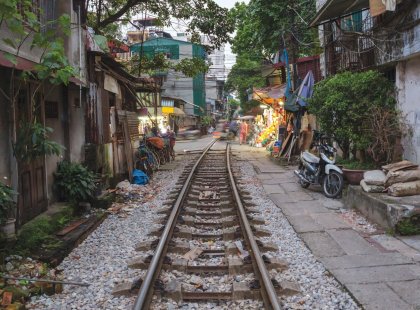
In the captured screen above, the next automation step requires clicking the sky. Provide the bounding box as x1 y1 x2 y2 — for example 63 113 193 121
214 0 241 9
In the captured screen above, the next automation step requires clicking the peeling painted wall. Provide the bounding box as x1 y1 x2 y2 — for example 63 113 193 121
44 86 65 201
375 3 420 65
396 56 420 164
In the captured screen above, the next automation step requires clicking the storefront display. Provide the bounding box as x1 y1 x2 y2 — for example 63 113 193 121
251 106 286 150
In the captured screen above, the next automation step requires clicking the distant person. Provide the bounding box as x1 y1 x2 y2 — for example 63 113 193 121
239 121 249 145
229 120 238 136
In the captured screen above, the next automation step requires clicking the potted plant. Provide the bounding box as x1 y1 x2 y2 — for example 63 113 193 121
308 70 400 184
0 181 17 239
53 161 97 213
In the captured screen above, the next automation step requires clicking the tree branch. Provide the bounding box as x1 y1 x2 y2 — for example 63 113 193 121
96 0 145 30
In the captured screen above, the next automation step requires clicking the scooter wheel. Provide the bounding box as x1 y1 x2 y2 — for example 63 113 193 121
323 171 344 198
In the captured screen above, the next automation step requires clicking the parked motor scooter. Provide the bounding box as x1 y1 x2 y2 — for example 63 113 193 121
294 134 344 198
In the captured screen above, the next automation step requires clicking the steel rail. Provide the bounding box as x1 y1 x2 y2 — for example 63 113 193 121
133 139 219 310
226 144 281 310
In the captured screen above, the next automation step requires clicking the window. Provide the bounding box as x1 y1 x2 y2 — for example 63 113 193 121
45 101 58 119
40 0 57 33
18 0 41 24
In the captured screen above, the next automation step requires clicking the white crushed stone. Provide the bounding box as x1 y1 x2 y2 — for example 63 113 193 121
27 157 192 310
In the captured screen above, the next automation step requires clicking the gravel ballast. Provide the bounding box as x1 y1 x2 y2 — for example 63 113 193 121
28 157 193 310
28 146 360 309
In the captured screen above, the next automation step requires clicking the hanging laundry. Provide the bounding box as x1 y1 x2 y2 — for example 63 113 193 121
382 0 396 11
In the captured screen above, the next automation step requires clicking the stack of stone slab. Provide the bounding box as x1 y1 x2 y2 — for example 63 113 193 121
360 170 386 193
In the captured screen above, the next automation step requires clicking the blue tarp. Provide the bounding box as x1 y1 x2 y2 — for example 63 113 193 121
297 71 314 107
132 169 149 185
280 49 292 99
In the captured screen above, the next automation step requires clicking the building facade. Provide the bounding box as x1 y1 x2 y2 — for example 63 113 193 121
130 37 207 118
312 0 420 164
0 1 87 224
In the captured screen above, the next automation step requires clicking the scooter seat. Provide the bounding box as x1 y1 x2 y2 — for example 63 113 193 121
302 151 320 164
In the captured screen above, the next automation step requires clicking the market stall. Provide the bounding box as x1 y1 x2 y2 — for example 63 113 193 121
250 85 287 153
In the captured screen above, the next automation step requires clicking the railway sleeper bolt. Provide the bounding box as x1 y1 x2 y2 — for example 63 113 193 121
154 279 165 291
163 255 172 264
249 279 261 289
242 255 252 265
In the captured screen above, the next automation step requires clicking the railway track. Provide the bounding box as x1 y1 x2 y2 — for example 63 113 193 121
115 140 296 309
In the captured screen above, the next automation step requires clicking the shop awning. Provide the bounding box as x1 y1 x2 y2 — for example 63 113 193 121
253 84 286 105
309 0 369 27
172 107 186 116
254 84 285 100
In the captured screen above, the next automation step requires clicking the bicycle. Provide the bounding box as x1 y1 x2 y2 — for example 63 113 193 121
135 138 160 177
161 133 175 163
146 136 167 165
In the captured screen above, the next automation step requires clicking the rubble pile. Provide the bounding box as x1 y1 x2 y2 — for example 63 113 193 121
0 255 64 308
360 160 420 197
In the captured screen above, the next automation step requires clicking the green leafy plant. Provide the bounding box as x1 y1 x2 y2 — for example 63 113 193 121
225 54 265 109
0 181 17 222
201 116 213 126
396 217 420 236
87 0 234 50
14 208 74 254
53 161 97 205
125 53 210 78
309 70 397 161
13 121 63 163
336 158 376 170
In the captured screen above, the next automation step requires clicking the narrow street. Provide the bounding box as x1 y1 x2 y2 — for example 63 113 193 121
1 0 420 309
25 137 420 309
